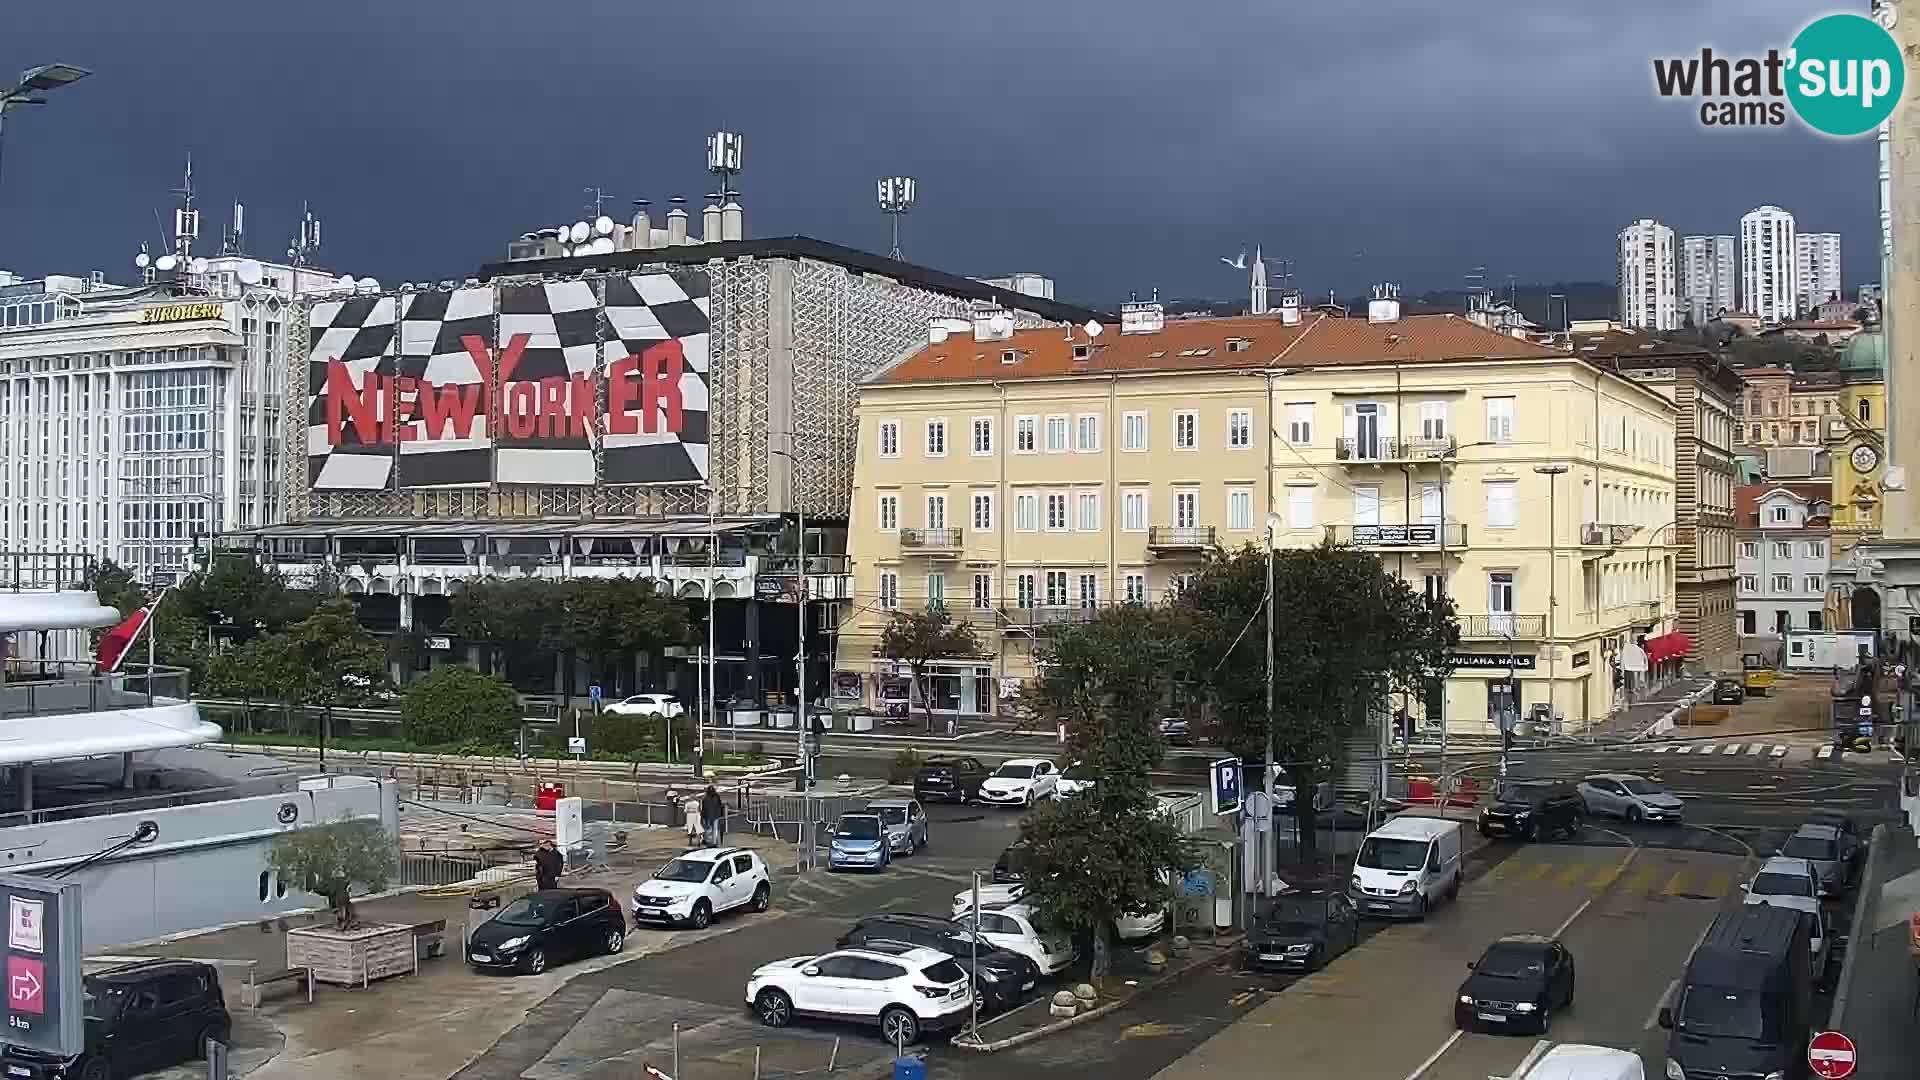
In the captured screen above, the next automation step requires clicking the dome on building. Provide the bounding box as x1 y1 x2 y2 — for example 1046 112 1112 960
1842 329 1885 374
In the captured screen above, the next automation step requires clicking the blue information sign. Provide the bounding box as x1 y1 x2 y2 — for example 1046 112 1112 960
1209 757 1242 816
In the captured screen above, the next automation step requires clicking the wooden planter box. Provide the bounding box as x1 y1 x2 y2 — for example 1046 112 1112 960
286 923 415 987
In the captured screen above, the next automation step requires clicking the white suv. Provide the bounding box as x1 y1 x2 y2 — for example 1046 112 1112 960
946 901 1077 975
604 693 685 718
746 942 973 1044
632 847 770 929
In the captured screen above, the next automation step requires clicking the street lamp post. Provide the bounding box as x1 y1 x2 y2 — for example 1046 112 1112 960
0 63 91 210
1534 463 1569 737
695 483 716 779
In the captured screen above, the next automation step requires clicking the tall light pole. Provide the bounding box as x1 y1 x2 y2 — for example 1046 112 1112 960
0 63 91 212
1534 463 1569 737
769 443 811 795
695 483 716 778
877 177 916 261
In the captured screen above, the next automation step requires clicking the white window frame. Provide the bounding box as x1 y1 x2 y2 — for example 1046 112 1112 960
1227 409 1252 449
1227 487 1253 531
1485 479 1517 529
1771 574 1792 593
1773 541 1792 559
1124 572 1146 604
1770 504 1790 523
925 493 947 530
1420 400 1447 442
1014 416 1038 454
927 572 946 609
1044 415 1070 454
1804 574 1824 593
1739 573 1758 592
972 491 994 532
1014 493 1040 532
1045 491 1069 531
1075 414 1101 453
1122 411 1148 452
1804 541 1825 558
1739 541 1758 559
1121 488 1148 532
1076 489 1101 532
1173 488 1200 530
925 418 948 457
879 570 899 610
1286 486 1315 529
877 493 899 532
1077 573 1100 609
1044 570 1069 607
1016 573 1037 609
1174 410 1199 450
878 419 900 459
1485 396 1515 444
971 416 994 456
972 573 993 609
1286 403 1313 445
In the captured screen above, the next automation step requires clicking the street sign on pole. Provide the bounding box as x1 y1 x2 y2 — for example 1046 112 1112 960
1808 1030 1857 1079
1209 758 1242 816
0 874 82 1058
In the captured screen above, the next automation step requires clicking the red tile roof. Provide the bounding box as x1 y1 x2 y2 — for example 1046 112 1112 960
1735 481 1834 527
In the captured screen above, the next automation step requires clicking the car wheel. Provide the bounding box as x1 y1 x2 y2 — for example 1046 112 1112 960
1447 873 1461 901
522 948 548 975
1524 820 1539 842
605 927 625 954
750 882 771 913
1626 805 1643 824
196 1019 232 1058
78 1057 112 1080
1537 1001 1552 1033
1414 893 1429 920
691 900 713 929
756 988 794 1028
880 1006 922 1045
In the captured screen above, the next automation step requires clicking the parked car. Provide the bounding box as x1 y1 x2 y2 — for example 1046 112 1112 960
976 758 1059 807
1712 677 1746 705
1054 763 1099 799
631 847 772 929
913 757 991 804
828 813 892 871
1741 856 1824 905
1455 934 1577 1034
746 943 973 1045
1245 889 1361 972
467 888 627 974
1 959 231 1080
951 882 1165 941
1512 1045 1645 1080
836 913 1042 1012
1805 810 1865 880
947 903 1076 975
1158 717 1192 745
865 798 929 855
1479 780 1584 841
1779 824 1849 897
991 840 1030 884
1576 774 1684 824
602 693 685 718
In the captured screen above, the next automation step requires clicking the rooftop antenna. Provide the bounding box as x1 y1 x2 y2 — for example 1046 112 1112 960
583 186 613 219
170 155 200 266
287 201 322 267
877 176 915 260
707 130 743 202
221 200 245 255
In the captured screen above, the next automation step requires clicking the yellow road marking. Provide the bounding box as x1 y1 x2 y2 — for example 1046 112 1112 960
1702 872 1733 897
1122 1022 1187 1039
1554 862 1592 888
1523 860 1557 883
1625 865 1661 894
1228 990 1255 1007
1662 869 1691 896
1587 863 1625 891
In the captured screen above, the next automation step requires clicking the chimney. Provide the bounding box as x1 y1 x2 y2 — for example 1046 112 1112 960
970 303 1014 342
629 202 653 250
721 200 744 242
1279 290 1302 326
702 201 723 244
1367 283 1402 324
1119 300 1166 335
666 198 689 246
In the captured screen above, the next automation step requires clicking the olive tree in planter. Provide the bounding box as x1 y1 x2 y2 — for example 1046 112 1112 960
268 818 395 931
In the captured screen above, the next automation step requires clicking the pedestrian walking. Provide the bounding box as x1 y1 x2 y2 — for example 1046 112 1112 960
683 794 702 848
701 784 726 847
533 838 563 891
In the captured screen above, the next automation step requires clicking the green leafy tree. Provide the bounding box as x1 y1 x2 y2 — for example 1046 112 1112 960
546 578 690 700
85 559 147 618
877 608 980 732
449 579 559 682
399 665 521 748
266 819 395 930
257 599 390 742
1011 605 1189 981
1176 546 1455 860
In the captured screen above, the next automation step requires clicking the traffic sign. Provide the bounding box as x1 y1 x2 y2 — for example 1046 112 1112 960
1809 1030 1857 1079
0 875 81 1057
1209 758 1242 816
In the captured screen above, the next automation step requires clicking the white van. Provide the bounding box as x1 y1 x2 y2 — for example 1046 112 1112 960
1517 1044 1644 1080
1349 815 1463 918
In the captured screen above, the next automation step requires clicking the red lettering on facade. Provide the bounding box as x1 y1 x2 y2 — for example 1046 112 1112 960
325 361 382 446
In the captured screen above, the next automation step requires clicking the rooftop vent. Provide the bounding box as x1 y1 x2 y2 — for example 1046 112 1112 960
1120 300 1167 335
971 303 1015 342
1226 337 1251 353
1368 283 1402 324
1072 343 1091 360
1279 291 1302 326
1001 349 1023 365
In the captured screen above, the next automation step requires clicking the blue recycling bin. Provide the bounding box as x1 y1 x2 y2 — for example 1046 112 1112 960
893 1056 926 1080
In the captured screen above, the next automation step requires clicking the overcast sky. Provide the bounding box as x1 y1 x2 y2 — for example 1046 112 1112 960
0 0 1880 307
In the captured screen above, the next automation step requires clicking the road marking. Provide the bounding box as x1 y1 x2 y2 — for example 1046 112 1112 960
1644 978 1680 1029
1817 745 1835 760
1722 744 1742 755
1403 1030 1464 1080
1626 865 1661 894
1552 897 1595 938
1747 743 1768 755
1121 1022 1187 1039
1523 860 1557 883
1662 869 1691 896
1228 990 1255 1007
1653 745 1675 754
1631 745 1655 753
1772 745 1788 756
1674 745 1694 755
1553 862 1592 889
887 866 975 885
1508 1040 1554 1079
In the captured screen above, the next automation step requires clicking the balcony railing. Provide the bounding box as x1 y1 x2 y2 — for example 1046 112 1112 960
1147 526 1216 552
759 554 853 577
1458 614 1547 640
899 527 963 553
1581 523 1639 547
0 660 191 720
0 552 94 591
1335 436 1457 463
1326 523 1467 549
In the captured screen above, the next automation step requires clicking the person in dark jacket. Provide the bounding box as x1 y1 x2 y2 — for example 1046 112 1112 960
534 839 564 890
700 785 726 847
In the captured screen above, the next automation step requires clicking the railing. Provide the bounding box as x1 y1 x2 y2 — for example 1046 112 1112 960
1334 436 1457 462
1601 603 1662 627
0 660 192 720
1326 523 1467 548
900 527 963 550
1581 523 1640 546
1633 601 1662 624
667 549 748 567
0 773 306 830
759 554 853 576
1147 526 1216 550
0 552 94 591
1458 614 1547 639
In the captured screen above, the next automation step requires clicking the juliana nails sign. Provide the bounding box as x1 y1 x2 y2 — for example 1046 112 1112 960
140 302 224 324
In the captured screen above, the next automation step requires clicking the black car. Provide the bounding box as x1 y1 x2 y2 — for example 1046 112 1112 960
1712 677 1746 705
1455 934 1576 1034
991 841 1031 885
837 913 1042 1012
1479 780 1584 841
914 757 991 804
467 888 627 975
1 959 231 1080
1245 890 1360 973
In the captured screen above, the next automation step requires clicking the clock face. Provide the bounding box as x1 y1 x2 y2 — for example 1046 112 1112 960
1851 444 1881 473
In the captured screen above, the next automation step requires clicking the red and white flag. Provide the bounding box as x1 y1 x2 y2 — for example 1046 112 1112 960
96 598 159 673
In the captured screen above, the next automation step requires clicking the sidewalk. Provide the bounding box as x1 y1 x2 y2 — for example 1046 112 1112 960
107 829 795 1080
953 939 1240 1052
1573 676 1712 743
1831 823 1920 1080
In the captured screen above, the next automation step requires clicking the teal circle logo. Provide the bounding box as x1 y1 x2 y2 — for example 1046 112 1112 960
1787 13 1904 136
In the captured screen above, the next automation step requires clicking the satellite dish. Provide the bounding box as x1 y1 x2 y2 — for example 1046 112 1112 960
236 260 264 285
154 255 178 271
189 257 209 275
590 236 615 254
357 277 380 291
569 221 590 244
1084 320 1103 338
134 253 151 269
594 215 615 236
337 274 356 290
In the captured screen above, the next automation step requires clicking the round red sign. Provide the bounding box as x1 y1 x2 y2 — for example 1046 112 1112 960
1808 1030 1857 1080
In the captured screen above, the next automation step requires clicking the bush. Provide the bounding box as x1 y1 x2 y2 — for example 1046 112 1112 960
888 749 925 784
399 666 521 749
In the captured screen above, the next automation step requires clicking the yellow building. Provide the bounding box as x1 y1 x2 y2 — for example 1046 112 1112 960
836 299 1682 736
1829 330 1888 535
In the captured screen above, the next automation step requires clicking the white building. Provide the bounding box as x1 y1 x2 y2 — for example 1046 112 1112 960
0 256 335 584
1680 234 1735 326
1740 206 1798 324
1617 219 1679 330
1794 232 1843 312
1735 482 1833 637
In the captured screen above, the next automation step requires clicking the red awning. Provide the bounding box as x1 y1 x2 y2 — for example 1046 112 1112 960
1643 632 1692 663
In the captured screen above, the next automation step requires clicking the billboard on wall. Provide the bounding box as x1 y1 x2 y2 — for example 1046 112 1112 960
304 271 711 490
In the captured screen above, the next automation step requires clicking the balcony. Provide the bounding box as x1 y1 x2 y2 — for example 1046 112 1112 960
1603 601 1663 627
1000 605 1104 634
1334 436 1457 464
1147 526 1217 554
0 660 192 720
899 527 963 556
1326 523 1467 549
1580 523 1639 547
1458 614 1547 640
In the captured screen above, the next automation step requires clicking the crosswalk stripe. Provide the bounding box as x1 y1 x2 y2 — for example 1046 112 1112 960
1662 869 1691 896
1523 860 1557 883
1626 865 1662 895
1554 863 1592 888
1771 745 1788 756
1631 745 1656 753
1746 743 1767 755
1672 745 1693 755
1721 744 1742 755
1816 745 1835 760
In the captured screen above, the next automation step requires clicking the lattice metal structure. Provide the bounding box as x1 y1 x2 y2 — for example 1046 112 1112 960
283 254 1058 525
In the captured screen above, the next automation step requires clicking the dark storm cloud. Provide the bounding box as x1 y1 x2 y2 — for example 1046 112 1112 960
0 0 1880 305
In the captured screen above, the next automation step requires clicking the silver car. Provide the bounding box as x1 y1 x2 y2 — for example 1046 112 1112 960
1779 824 1848 897
865 798 928 855
1576 773 1685 824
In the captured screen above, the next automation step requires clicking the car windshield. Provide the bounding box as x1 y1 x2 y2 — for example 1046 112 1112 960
872 807 908 825
996 764 1035 780
1475 944 1548 979
1063 764 1097 780
1357 837 1430 871
1677 985 1775 1041
654 858 716 883
1495 783 1548 804
836 817 882 839
83 983 125 1022
495 895 558 926
1751 871 1810 895
1621 779 1666 796
1263 898 1329 932
1782 835 1837 860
